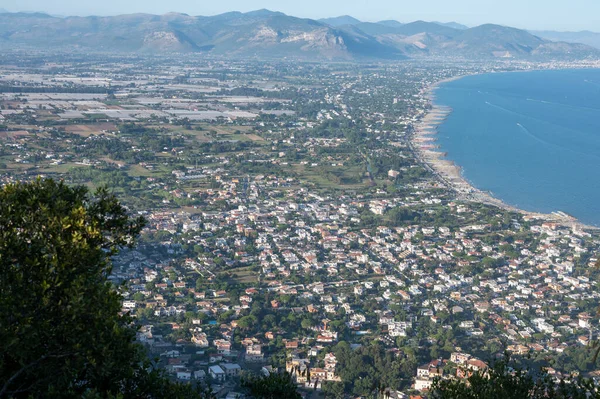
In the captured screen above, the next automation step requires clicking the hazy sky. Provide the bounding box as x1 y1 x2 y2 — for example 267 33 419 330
2 0 599 31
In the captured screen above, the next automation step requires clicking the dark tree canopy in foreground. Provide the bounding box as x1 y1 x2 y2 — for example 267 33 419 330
0 179 208 398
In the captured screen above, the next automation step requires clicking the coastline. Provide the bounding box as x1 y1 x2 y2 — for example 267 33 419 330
411 73 599 231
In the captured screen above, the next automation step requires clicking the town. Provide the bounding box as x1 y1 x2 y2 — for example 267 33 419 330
2 51 600 398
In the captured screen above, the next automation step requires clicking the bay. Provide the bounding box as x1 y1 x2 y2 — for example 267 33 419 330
435 69 600 226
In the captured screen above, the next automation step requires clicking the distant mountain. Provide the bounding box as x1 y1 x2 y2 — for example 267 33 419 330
0 10 597 61
348 22 403 36
433 21 469 30
532 30 600 50
445 24 596 58
244 9 286 18
341 20 460 54
319 15 362 27
0 8 8 13
447 24 546 57
377 20 404 28
375 22 599 59
389 20 461 37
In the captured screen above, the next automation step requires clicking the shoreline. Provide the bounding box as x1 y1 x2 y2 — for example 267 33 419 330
411 72 600 231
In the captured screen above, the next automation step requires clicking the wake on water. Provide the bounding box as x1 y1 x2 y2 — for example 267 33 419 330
516 122 549 147
516 123 600 161
584 79 600 88
486 101 600 140
525 96 600 112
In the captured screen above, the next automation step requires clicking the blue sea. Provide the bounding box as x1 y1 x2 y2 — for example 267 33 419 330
434 69 600 226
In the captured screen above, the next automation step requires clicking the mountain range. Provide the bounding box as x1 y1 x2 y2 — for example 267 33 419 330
531 30 600 50
0 9 598 61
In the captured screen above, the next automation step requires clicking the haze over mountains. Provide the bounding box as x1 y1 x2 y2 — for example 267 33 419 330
1 9 599 61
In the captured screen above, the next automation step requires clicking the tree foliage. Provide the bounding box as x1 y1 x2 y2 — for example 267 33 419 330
332 342 416 396
242 371 301 399
431 355 599 399
0 179 207 398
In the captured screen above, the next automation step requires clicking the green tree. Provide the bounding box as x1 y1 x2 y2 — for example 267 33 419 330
301 318 314 330
430 355 597 399
242 371 301 399
322 381 345 399
133 292 146 302
237 315 257 331
0 179 208 398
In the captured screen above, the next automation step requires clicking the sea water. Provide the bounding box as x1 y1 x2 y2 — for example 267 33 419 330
435 69 600 226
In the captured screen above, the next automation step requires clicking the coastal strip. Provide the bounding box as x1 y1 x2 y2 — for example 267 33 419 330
411 74 598 231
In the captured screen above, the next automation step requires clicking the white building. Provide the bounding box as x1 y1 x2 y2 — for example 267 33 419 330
209 365 225 382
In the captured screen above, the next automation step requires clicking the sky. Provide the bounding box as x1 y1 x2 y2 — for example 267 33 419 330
1 0 599 31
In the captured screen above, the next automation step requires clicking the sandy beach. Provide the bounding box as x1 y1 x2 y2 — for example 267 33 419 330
411 75 598 231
